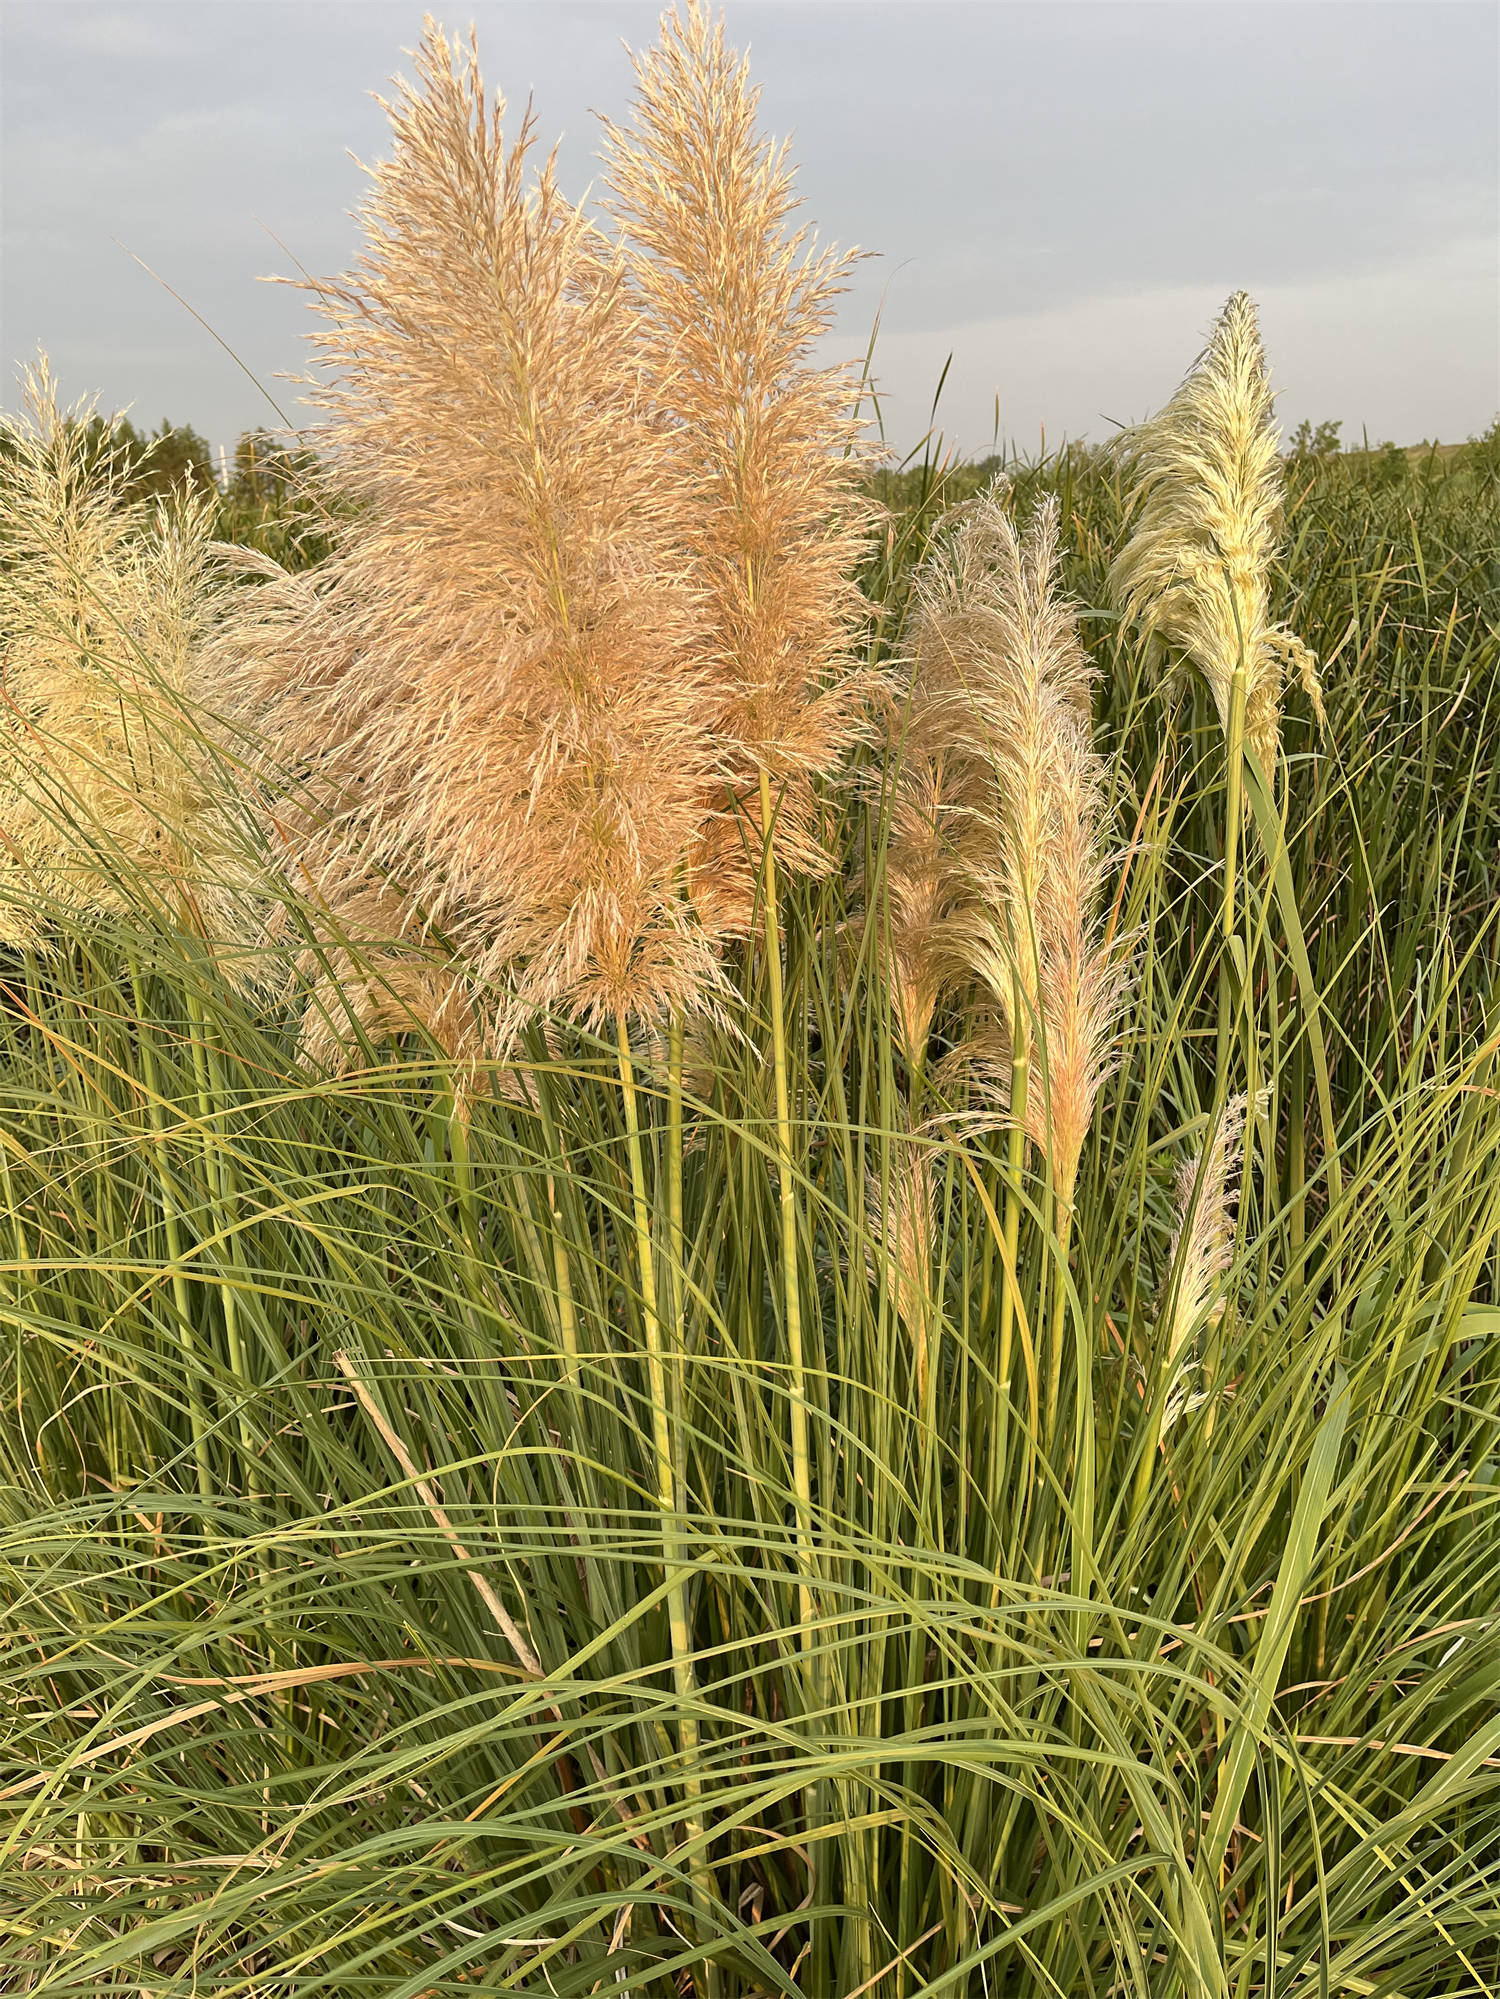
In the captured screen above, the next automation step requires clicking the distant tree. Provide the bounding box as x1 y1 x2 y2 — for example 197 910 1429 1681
1471 415 1500 477
228 429 321 508
80 415 217 499
1287 417 1342 460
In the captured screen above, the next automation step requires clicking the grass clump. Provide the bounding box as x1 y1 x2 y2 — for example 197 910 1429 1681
2 8 1500 1998
0 366 265 966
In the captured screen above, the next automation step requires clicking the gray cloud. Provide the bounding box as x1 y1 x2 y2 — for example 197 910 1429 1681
2 0 1496 455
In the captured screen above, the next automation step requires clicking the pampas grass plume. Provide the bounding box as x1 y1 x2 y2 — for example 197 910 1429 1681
225 22 731 1050
1107 291 1322 769
1159 1090 1252 1368
903 484 1126 1207
866 1135 937 1398
602 2 874 925
0 364 261 968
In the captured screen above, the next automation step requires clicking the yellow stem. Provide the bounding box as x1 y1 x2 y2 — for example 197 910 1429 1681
994 1008 1029 1500
1218 664 1248 1077
757 769 815 1647
531 1074 579 1381
614 1012 712 1959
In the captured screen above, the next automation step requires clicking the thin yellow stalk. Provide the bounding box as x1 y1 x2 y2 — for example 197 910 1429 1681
530 1073 580 1382
668 1017 686 1339
128 962 213 1504
1218 654 1248 1077
757 768 815 1647
613 1012 712 1948
994 1001 1029 1480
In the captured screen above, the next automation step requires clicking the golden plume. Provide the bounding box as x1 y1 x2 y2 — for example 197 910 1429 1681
876 747 968 1073
602 2 874 928
0 365 262 970
224 23 728 1054
1107 291 1322 770
866 1133 937 1402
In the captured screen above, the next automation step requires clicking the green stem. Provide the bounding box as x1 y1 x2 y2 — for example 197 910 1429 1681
757 768 815 1647
614 1012 712 1965
1288 1027 1307 1268
1218 664 1248 1079
184 993 256 1476
1128 1367 1173 1534
128 963 213 1504
993 1008 1030 1505
1042 1193 1073 1459
531 1067 580 1383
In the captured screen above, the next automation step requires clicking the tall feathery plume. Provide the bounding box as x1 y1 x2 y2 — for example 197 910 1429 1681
1159 1092 1250 1376
1106 291 1322 774
224 23 726 1053
212 550 487 1073
908 485 1127 1446
877 626 1000 1084
866 1137 937 1409
1126 1090 1256 1527
877 754 959 1081
602 4 872 1695
601 0 873 923
0 365 262 971
219 25 723 1945
1107 292 1321 1080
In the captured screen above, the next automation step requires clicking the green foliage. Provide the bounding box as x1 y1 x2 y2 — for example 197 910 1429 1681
216 428 345 571
80 413 218 498
1470 415 1500 480
1286 417 1342 461
2 438 1500 1998
225 428 317 507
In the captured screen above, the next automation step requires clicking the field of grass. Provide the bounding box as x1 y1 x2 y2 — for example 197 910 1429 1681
4 12 1500 1999
2 421 1496 1997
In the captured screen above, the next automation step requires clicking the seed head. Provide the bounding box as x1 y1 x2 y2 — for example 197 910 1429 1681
1159 1091 1253 1366
901 484 1127 1205
225 23 730 1048
1107 291 1322 769
602 3 876 928
0 364 263 971
866 1132 937 1399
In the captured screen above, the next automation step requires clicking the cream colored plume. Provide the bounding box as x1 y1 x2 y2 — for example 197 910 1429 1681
602 2 874 930
1158 1090 1255 1373
866 1134 937 1401
1107 291 1322 769
223 23 729 1051
0 366 262 969
876 748 968 1072
897 483 1127 1206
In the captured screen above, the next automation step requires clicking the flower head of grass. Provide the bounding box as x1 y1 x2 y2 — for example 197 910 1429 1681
1157 1090 1263 1433
226 22 730 1047
602 2 875 928
905 484 1127 1207
0 364 262 971
866 1131 937 1389
1160 1091 1250 1366
1107 290 1323 769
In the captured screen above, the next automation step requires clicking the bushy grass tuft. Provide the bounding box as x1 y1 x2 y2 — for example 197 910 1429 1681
2 428 1498 1997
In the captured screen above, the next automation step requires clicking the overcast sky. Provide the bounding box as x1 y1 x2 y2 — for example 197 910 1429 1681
2 0 1496 460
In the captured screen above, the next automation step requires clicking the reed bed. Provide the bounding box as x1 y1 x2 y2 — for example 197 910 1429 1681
3 10 1500 1996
